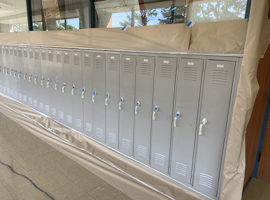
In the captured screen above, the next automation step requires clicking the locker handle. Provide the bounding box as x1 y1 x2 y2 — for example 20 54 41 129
10 70 13 76
62 84 66 93
14 70 17 77
174 112 181 127
34 76 37 84
47 79 50 88
152 106 158 120
24 73 26 80
119 97 123 110
55 81 58 90
135 101 140 114
29 74 32 82
41 78 44 86
92 90 96 102
18 72 21 79
199 118 208 136
71 85 75 96
82 88 85 99
105 94 110 106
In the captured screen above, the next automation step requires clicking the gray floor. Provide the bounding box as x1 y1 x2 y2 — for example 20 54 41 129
0 112 132 200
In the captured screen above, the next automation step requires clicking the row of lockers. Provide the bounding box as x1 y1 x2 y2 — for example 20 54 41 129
0 45 240 198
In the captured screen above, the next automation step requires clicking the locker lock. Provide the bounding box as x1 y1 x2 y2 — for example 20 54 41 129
105 93 110 106
55 81 58 90
10 69 13 76
18 71 21 79
62 83 66 93
24 73 27 80
92 90 96 102
14 70 17 77
47 79 50 88
82 88 85 99
34 75 37 84
174 111 181 127
135 101 140 115
152 106 158 121
41 77 44 86
71 85 75 96
199 118 208 136
29 74 32 82
119 97 124 110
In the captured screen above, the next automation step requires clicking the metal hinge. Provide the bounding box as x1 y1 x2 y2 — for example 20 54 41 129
258 152 262 162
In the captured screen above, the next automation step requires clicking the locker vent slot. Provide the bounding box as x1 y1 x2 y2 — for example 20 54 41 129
84 57 91 67
24 51 28 58
155 153 165 166
199 173 213 189
23 95 27 102
211 69 228 85
42 53 46 60
123 61 133 73
74 56 80 66
122 139 130 150
109 60 117 71
64 55 70 64
59 111 64 120
138 145 147 158
67 115 72 124
175 162 187 176
86 123 92 132
109 133 116 143
45 105 50 113
141 63 151 76
76 119 82 128
28 98 32 105
183 67 197 81
52 108 57 116
14 50 17 56
35 52 39 60
95 58 104 69
48 53 53 62
56 54 61 63
160 65 172 78
96 128 104 138
10 49 13 55
33 100 37 107
39 102 44 110
19 50 22 57
29 51 33 59
6 49 9 55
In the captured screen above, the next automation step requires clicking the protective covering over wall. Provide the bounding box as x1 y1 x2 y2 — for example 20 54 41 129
0 1 269 200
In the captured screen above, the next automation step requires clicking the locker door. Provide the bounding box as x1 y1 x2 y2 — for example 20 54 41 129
17 48 23 102
33 48 41 109
150 56 177 174
9 47 15 98
5 47 10 96
63 50 73 126
72 50 84 132
119 54 136 156
23 48 30 105
55 49 64 123
82 51 93 137
0 46 3 92
93 52 106 142
134 55 155 164
13 47 18 99
170 58 204 184
28 48 35 107
106 53 120 149
193 60 235 196
39 49 48 113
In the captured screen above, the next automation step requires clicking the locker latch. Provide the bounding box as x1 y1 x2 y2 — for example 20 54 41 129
10 69 13 76
82 88 86 99
71 85 75 96
152 106 158 120
47 79 50 88
199 118 208 136
135 101 140 114
18 72 21 79
55 81 58 90
34 75 38 84
62 83 66 93
29 74 32 82
14 70 17 77
92 91 96 102
105 94 110 106
24 73 27 80
41 77 44 86
174 112 181 127
119 97 124 110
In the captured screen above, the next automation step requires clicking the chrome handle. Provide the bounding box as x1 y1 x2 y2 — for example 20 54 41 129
28 74 32 82
152 106 158 121
199 118 208 136
47 79 50 88
82 88 85 99
14 71 17 77
10 70 13 76
92 90 96 102
105 94 110 106
18 72 21 79
71 85 75 95
24 73 26 80
34 76 37 84
62 84 66 93
41 78 44 86
135 101 140 114
119 97 123 110
174 111 181 127
55 81 58 90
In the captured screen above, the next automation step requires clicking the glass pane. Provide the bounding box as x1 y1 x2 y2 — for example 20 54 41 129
66 18 79 30
56 20 65 30
188 0 248 23
94 0 187 28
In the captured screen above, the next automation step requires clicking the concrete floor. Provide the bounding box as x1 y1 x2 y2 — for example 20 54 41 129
0 112 132 200
242 178 270 200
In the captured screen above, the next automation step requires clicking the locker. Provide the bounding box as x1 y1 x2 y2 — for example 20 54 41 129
0 45 3 92
82 51 94 137
32 48 41 109
8 46 16 98
1 46 7 94
105 53 120 149
71 50 84 132
27 47 35 107
13 47 19 99
150 56 177 174
55 49 65 123
17 48 24 102
170 58 204 184
38 48 48 112
119 54 136 156
92 52 106 142
134 55 155 164
23 48 30 105
4 46 10 96
62 49 73 126
193 60 235 196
